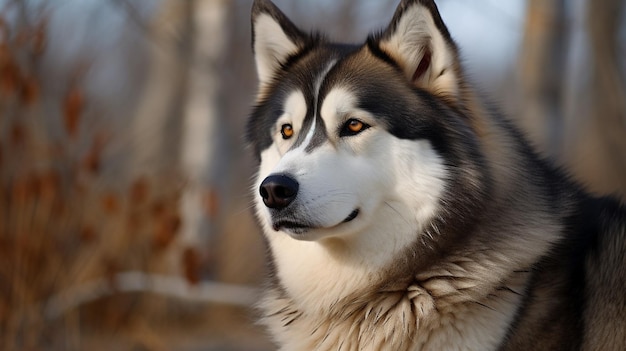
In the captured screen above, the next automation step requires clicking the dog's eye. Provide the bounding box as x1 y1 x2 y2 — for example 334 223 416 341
281 124 294 139
340 119 369 137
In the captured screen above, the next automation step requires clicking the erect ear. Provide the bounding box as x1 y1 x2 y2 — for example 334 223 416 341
251 0 307 87
375 0 461 99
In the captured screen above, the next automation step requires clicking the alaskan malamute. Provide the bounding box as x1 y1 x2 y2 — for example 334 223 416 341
247 0 626 349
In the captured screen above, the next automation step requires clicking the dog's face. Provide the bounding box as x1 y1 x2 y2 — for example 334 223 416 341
249 0 483 246
251 54 449 243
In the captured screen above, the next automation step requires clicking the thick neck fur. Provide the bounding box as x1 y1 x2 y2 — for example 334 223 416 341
262 245 529 351
259 90 570 351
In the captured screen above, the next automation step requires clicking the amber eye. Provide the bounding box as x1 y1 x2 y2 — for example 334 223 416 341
281 124 294 139
340 118 370 137
348 120 364 133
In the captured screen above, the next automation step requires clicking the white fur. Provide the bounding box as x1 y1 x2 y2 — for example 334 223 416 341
379 5 459 97
253 14 299 86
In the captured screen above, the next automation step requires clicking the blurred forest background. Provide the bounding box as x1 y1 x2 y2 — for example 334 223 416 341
0 0 624 350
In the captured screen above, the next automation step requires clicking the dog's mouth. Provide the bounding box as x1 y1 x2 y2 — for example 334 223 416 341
272 209 360 234
272 220 309 232
342 209 360 223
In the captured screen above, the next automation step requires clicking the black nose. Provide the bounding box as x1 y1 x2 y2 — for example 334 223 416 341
259 174 299 209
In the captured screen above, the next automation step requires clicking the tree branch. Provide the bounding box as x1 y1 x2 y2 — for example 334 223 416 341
44 271 259 320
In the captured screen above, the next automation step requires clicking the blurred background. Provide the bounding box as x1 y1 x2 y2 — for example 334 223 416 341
0 0 624 350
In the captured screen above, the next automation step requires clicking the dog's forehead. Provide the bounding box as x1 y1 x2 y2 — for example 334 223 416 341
249 44 423 156
290 55 339 151
318 50 402 115
278 45 356 101
256 47 352 149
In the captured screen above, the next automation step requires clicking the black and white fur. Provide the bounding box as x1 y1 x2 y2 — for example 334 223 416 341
247 0 626 350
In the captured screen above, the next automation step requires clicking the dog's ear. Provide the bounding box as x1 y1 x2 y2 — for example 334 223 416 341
374 0 461 98
251 0 307 87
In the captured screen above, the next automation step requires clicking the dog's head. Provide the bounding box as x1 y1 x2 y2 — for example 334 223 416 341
248 0 485 246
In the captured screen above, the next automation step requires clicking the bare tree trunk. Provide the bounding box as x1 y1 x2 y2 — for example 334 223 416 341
563 0 626 199
179 0 229 268
130 0 230 279
517 0 568 155
131 1 191 177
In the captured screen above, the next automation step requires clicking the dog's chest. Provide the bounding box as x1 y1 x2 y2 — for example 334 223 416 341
260 283 521 351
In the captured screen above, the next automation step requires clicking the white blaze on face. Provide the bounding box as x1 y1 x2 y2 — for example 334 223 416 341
298 60 337 149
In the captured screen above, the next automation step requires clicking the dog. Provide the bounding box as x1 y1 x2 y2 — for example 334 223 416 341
246 0 626 349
